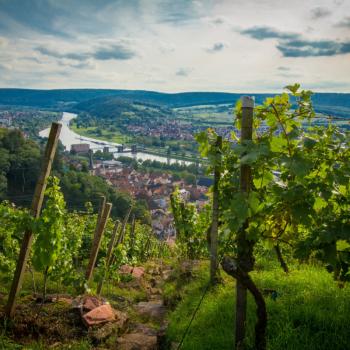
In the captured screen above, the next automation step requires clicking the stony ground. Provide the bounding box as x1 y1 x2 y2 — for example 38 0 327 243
0 260 189 350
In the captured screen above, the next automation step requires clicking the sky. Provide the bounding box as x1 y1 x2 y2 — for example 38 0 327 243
0 0 349 92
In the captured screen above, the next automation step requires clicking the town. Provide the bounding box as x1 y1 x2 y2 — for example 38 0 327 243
79 150 211 241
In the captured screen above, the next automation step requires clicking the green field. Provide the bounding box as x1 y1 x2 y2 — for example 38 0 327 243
71 124 130 144
166 260 350 350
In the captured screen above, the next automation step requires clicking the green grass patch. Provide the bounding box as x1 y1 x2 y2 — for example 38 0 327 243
0 336 92 350
71 125 131 144
166 261 350 350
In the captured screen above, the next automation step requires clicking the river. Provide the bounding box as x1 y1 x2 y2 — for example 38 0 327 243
39 112 193 165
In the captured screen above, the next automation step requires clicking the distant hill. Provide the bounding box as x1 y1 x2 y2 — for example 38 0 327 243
74 96 172 124
0 88 349 117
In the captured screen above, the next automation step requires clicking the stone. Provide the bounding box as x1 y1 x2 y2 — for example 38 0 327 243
120 264 133 274
114 310 128 330
82 304 115 327
89 322 121 341
150 287 161 295
89 310 128 342
136 301 166 320
132 324 158 336
116 333 157 350
82 295 103 312
147 266 161 276
162 269 173 281
132 267 145 279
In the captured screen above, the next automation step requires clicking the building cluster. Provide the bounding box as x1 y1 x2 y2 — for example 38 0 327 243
130 118 239 142
90 160 211 239
126 119 194 141
0 111 13 127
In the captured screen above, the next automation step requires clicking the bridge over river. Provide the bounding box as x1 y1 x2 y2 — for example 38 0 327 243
39 112 196 165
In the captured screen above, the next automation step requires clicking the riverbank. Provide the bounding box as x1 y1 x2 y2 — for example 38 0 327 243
39 112 196 165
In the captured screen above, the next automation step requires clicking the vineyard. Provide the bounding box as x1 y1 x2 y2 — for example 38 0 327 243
1 85 350 350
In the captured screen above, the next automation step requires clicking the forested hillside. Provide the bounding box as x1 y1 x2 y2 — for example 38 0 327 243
0 88 349 118
0 127 148 221
74 97 173 127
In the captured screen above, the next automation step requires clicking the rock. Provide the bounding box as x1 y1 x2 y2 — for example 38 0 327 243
89 322 121 341
89 310 128 342
57 297 73 305
147 266 161 276
150 287 161 295
132 267 145 279
114 310 128 329
162 269 173 281
136 301 166 320
132 324 158 336
34 293 73 304
116 333 157 350
120 265 133 274
119 265 145 279
82 296 103 312
83 304 115 327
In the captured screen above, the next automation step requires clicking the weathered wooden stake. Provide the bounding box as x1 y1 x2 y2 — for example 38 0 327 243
85 195 105 278
210 135 222 285
235 96 254 350
85 202 112 282
109 206 132 267
95 196 106 230
116 206 133 246
128 215 136 259
5 122 62 317
96 220 120 295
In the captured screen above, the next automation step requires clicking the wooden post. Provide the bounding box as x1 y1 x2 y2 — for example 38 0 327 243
5 122 62 317
128 215 136 259
110 206 132 266
85 202 112 282
210 135 222 285
116 206 132 246
235 96 254 350
97 220 120 295
85 195 105 277
96 196 107 230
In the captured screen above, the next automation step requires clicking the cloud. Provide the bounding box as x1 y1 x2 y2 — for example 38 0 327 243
92 44 136 60
240 25 350 58
35 46 89 61
335 17 350 28
206 42 227 53
0 0 125 37
0 37 8 46
158 42 176 54
277 39 350 57
278 72 301 78
176 68 192 77
240 26 300 40
304 80 350 90
57 60 94 70
157 0 205 25
35 43 137 62
211 16 225 25
277 66 291 71
310 7 331 19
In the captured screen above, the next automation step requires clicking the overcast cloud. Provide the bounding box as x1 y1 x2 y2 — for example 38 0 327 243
0 0 349 92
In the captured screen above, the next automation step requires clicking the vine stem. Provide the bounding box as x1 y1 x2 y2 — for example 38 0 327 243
271 103 293 158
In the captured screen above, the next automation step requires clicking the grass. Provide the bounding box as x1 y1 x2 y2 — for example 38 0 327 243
2 258 350 349
71 125 129 144
166 260 350 350
0 336 91 350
